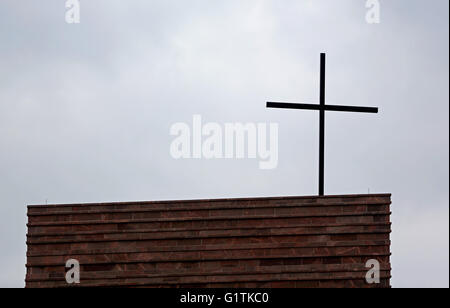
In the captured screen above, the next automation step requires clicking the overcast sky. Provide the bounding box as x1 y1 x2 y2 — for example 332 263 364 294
0 0 448 288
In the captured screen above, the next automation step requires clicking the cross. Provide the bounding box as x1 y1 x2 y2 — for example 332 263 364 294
267 53 379 196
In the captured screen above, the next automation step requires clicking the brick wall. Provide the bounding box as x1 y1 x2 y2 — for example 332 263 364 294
26 194 392 288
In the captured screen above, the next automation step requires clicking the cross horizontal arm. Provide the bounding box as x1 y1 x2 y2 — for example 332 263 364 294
267 102 378 114
267 102 322 110
325 104 379 113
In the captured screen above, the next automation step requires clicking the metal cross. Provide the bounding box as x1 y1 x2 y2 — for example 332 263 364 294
267 53 379 196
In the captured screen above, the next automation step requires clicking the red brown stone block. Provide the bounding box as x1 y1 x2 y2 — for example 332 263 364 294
26 194 392 288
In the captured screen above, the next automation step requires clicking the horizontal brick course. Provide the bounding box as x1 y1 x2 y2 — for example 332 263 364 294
27 204 390 224
26 194 391 288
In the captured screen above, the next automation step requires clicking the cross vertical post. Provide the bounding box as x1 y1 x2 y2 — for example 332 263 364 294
319 53 326 196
